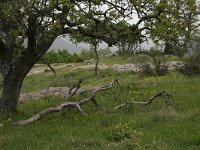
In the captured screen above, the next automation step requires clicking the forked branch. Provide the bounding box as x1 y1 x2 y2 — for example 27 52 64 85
14 79 119 126
14 80 176 126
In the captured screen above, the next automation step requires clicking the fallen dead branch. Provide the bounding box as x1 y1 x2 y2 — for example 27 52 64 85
14 79 177 126
14 79 119 126
115 91 177 109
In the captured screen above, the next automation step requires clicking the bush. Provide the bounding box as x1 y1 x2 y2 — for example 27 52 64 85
178 33 200 75
140 63 155 77
140 56 168 77
179 54 200 75
99 48 112 57
138 46 164 57
80 48 112 60
153 56 169 76
39 49 83 64
107 122 142 147
80 49 95 60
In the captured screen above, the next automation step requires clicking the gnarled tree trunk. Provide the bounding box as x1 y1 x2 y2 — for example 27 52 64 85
0 54 44 113
0 76 23 113
0 12 57 113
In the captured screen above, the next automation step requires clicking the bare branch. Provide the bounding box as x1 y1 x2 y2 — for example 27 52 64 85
14 80 119 126
40 58 56 76
115 91 177 109
65 79 83 101
76 104 87 115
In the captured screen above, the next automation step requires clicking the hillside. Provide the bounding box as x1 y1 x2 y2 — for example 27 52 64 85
48 37 154 54
48 37 118 54
0 56 200 150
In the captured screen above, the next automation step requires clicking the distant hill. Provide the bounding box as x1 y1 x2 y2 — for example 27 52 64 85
48 37 118 54
48 37 85 54
48 37 153 54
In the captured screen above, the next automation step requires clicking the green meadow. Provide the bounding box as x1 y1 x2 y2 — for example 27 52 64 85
0 56 200 150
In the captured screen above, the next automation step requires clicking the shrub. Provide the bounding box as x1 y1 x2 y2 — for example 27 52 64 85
80 49 95 60
140 56 168 77
39 49 83 64
107 122 142 147
98 48 112 57
178 33 200 75
153 56 169 76
140 63 155 77
80 48 112 60
179 54 200 75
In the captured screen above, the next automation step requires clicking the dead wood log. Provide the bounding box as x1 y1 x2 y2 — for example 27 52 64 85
14 79 119 126
115 91 177 109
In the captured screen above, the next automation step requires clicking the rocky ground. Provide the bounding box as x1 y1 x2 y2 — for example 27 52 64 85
29 61 183 76
21 61 184 102
20 87 70 102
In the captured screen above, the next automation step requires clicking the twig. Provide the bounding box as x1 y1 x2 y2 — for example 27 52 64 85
40 58 56 76
65 79 83 101
76 104 87 115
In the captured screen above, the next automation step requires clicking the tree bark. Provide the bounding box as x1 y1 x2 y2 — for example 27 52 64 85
94 43 99 76
0 76 23 113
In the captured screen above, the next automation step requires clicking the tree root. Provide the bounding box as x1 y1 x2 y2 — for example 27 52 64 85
14 79 119 126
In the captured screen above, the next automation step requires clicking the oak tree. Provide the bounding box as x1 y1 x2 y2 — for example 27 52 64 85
0 0 196 113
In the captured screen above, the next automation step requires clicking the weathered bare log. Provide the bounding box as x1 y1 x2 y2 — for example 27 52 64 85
14 80 119 126
115 91 177 109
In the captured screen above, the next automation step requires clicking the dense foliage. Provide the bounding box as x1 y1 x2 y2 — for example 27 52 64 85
80 48 112 60
178 32 200 75
39 50 83 64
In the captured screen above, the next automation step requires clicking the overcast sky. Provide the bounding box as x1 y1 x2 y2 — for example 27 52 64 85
49 12 154 53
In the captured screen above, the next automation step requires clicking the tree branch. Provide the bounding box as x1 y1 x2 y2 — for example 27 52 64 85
14 79 119 126
40 58 56 76
115 91 177 109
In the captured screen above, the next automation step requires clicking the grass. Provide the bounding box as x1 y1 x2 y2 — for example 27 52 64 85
101 54 152 64
100 54 181 65
0 56 200 149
